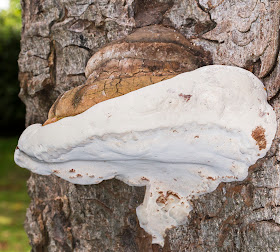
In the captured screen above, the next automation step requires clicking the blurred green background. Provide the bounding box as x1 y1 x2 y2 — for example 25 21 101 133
0 0 31 251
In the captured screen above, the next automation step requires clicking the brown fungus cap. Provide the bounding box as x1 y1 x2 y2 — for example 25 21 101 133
44 25 212 125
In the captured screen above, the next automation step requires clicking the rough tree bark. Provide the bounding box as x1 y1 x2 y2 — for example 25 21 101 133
18 0 280 251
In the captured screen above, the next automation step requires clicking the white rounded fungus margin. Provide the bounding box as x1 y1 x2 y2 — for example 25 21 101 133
15 65 277 246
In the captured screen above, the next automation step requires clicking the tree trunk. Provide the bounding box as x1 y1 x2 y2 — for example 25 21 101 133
19 0 280 251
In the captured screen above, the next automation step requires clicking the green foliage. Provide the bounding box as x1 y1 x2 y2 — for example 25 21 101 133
0 0 25 136
0 0 21 52
0 4 29 251
0 137 30 251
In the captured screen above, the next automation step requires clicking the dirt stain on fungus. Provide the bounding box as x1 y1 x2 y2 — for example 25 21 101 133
141 177 150 181
69 169 76 173
156 194 166 205
167 190 180 199
156 191 181 205
251 126 266 150
179 93 192 102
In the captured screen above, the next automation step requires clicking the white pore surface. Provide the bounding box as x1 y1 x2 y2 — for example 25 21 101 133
15 65 277 246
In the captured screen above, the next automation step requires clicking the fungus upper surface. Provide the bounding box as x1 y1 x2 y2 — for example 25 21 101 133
44 25 211 125
15 65 277 246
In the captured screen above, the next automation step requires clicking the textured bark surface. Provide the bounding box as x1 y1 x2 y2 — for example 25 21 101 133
19 0 280 251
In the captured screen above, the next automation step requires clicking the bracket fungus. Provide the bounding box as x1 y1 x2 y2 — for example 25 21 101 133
15 65 276 246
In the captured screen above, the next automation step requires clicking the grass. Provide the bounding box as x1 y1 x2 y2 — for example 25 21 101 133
0 137 30 251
